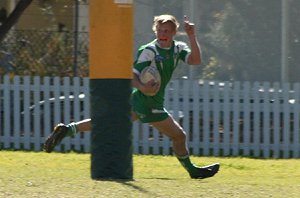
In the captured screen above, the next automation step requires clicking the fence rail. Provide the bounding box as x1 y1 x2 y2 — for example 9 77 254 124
1 75 300 158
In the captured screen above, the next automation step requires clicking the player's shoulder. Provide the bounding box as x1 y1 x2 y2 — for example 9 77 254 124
138 40 157 53
137 40 157 57
136 40 157 62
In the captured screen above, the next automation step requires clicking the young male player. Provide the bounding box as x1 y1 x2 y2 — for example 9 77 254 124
44 14 220 179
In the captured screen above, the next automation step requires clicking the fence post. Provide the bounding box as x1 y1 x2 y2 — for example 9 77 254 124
282 83 290 158
262 82 271 158
272 82 281 158
13 76 21 149
242 81 251 156
3 75 11 149
33 76 41 151
292 83 300 158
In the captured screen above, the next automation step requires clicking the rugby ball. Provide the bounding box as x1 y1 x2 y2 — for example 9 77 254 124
139 66 161 84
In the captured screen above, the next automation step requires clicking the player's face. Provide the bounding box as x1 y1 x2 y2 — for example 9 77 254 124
155 22 176 48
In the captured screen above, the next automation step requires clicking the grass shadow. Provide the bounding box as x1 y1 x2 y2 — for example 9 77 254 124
94 178 152 195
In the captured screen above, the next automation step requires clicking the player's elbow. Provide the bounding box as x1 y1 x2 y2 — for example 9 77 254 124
187 52 201 65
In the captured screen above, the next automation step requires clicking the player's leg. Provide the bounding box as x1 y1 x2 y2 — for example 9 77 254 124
44 112 139 153
151 115 220 179
43 118 91 153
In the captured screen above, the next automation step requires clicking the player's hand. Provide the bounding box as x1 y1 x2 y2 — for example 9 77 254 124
183 15 196 37
141 79 160 96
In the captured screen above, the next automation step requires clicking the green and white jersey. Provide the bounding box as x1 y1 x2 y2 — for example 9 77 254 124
133 39 191 108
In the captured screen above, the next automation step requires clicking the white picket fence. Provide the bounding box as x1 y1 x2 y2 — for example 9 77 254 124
1 75 300 158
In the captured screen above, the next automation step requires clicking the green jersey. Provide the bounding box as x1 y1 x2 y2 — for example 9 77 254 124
132 39 191 122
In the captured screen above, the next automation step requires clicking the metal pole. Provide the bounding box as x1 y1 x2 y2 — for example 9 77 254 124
281 0 290 83
188 0 195 80
73 0 79 76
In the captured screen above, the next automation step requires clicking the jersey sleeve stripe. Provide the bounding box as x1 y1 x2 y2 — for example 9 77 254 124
136 48 156 64
133 68 140 75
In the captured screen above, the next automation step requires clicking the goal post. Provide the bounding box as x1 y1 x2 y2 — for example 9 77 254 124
89 0 133 180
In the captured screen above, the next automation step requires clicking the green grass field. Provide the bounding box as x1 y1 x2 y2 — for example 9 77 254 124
0 151 299 198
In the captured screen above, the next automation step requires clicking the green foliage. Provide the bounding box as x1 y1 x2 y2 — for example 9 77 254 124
0 30 89 77
202 57 221 80
203 0 281 82
200 0 300 82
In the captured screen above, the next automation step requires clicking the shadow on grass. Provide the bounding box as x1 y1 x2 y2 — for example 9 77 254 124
94 178 151 194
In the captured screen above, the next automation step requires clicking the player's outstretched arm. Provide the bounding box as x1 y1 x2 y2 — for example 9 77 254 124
184 15 201 65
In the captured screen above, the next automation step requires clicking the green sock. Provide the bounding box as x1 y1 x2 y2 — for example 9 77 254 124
66 122 78 137
177 155 198 174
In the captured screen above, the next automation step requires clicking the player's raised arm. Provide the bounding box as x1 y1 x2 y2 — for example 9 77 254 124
184 15 202 65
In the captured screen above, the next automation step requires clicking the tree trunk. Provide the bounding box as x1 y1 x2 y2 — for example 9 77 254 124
0 0 33 42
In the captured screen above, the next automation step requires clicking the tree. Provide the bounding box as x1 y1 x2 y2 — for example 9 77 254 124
203 0 283 82
0 0 33 42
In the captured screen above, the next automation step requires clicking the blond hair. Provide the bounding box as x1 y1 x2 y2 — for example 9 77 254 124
152 14 180 33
